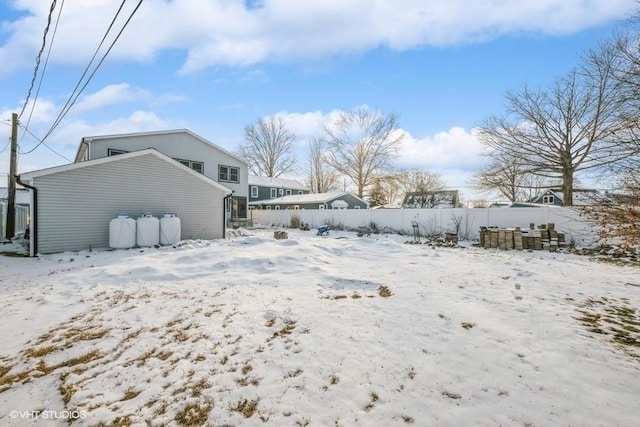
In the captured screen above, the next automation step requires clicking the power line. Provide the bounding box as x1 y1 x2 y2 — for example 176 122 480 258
20 0 65 140
18 0 58 119
22 0 143 156
18 124 71 162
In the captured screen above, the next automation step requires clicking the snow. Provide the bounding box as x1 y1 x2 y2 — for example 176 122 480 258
1 229 639 426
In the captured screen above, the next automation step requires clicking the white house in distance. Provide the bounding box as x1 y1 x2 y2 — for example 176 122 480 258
18 129 248 256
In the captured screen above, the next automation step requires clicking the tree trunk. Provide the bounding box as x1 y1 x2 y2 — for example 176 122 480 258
562 169 574 206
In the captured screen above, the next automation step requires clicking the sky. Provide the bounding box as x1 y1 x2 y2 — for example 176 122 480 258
1 229 639 425
0 0 638 201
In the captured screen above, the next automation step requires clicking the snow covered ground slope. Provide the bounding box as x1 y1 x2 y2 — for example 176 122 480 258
1 229 639 426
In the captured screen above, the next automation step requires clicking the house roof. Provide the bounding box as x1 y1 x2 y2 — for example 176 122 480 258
21 148 232 194
536 188 605 205
250 191 367 206
74 129 247 165
248 175 308 190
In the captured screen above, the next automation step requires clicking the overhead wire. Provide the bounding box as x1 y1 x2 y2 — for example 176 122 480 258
18 0 58 120
18 124 71 162
21 0 144 156
20 0 65 141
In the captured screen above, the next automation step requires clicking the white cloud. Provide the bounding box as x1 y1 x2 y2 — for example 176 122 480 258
0 0 635 76
397 126 486 171
74 83 151 113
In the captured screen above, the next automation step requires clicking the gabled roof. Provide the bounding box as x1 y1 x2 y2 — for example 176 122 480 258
74 129 247 165
21 148 232 194
248 175 308 191
250 191 366 206
534 188 605 205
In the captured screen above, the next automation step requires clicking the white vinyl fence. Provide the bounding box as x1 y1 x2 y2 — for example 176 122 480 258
0 201 30 239
250 207 598 246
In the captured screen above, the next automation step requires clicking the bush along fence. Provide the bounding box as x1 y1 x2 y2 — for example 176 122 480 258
480 223 565 252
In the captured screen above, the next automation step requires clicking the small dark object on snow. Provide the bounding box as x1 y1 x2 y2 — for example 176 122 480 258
317 225 329 236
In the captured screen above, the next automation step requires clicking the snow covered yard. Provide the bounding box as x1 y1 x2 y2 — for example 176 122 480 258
0 229 639 427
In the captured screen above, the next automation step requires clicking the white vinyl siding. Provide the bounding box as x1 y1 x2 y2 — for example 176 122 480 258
33 153 226 254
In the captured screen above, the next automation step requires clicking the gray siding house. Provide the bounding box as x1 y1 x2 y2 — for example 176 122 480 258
251 191 368 210
248 175 309 202
19 149 231 256
75 129 249 221
530 189 604 206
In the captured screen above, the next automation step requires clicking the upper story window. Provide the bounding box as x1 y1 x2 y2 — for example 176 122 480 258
108 148 128 156
542 195 555 204
270 188 277 198
286 189 292 196
219 165 240 183
279 188 284 196
176 158 204 174
250 186 258 198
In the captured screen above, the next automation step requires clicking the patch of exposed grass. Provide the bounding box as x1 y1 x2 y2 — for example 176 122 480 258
121 387 141 401
442 390 461 399
23 345 57 358
286 368 303 378
461 322 475 330
265 318 276 327
364 392 379 412
175 399 213 426
576 297 640 358
378 286 392 298
231 398 258 418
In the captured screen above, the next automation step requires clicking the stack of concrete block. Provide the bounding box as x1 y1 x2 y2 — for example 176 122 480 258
480 223 563 251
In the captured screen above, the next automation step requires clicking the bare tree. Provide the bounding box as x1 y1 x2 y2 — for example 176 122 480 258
238 116 296 178
398 170 451 208
478 47 632 206
323 107 404 198
368 173 404 207
306 136 340 193
469 153 547 202
398 169 446 196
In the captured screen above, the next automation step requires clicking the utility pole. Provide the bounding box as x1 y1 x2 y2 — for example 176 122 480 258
5 113 18 241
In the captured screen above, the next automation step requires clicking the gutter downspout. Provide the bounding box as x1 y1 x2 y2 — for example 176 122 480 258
223 192 234 239
16 175 37 257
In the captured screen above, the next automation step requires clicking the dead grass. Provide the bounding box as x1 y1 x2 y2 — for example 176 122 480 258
231 398 258 418
461 322 475 330
175 399 213 426
121 387 141 401
442 390 461 399
265 318 276 327
23 345 57 358
378 286 392 298
576 297 640 360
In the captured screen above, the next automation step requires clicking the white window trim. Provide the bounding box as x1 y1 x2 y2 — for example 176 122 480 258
108 148 129 156
250 186 258 198
219 165 240 183
270 188 277 198
319 204 325 209
286 189 292 195
275 206 280 210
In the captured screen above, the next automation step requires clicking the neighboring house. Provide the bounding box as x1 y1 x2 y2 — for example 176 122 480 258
250 191 368 210
74 129 249 221
530 189 605 206
402 190 460 209
19 149 231 256
248 175 309 202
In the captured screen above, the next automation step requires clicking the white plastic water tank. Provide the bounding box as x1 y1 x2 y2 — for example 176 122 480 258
160 213 181 245
109 214 136 249
136 213 160 247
